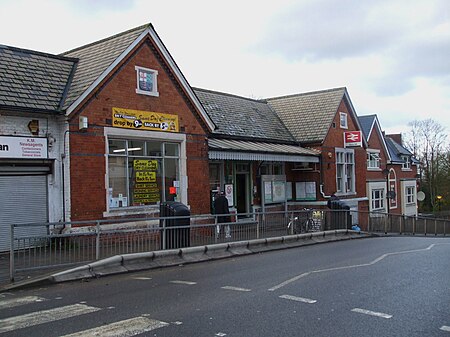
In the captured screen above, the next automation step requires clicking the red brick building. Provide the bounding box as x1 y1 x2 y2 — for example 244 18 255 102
62 24 215 221
267 88 369 225
359 115 418 216
0 23 419 238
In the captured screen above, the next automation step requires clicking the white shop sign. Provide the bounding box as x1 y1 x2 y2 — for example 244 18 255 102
0 136 48 159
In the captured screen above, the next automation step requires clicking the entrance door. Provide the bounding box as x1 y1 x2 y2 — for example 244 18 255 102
0 175 48 251
236 173 248 216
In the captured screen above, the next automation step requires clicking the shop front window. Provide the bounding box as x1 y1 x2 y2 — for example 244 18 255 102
108 139 180 208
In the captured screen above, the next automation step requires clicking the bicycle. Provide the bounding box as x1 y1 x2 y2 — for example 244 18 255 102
287 209 317 234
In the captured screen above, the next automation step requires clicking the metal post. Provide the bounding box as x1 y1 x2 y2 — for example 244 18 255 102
413 216 416 235
256 211 260 239
95 221 100 260
10 224 15 282
434 219 437 236
424 218 427 236
162 217 167 250
399 215 403 235
384 213 388 235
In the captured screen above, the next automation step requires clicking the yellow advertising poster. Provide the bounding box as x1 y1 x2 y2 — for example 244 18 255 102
133 159 158 171
135 171 156 183
112 107 179 132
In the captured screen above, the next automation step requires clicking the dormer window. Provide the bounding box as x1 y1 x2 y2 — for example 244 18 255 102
367 150 380 169
135 66 159 97
401 155 411 170
339 112 348 129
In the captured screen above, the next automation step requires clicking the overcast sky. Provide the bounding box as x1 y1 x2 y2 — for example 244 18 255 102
1 0 449 136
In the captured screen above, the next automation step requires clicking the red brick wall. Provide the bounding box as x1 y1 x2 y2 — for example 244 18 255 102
366 124 389 182
320 99 367 200
68 38 209 221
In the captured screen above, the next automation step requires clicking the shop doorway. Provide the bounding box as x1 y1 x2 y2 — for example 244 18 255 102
235 172 249 217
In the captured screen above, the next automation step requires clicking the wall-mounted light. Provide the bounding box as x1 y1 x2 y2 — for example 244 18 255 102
79 116 88 130
327 152 333 158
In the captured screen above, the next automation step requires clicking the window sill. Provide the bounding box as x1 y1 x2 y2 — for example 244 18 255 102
367 167 382 171
103 206 160 218
136 89 159 97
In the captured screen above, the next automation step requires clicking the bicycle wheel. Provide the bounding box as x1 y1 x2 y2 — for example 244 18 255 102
305 218 315 232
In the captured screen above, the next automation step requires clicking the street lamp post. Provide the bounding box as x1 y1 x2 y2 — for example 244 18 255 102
437 195 443 213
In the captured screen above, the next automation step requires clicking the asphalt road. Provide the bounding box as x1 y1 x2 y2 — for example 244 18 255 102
1 236 449 337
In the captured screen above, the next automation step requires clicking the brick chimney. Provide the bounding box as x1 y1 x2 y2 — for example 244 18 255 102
387 133 402 145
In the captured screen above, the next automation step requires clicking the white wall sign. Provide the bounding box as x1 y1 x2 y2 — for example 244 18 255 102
0 136 48 159
225 184 234 206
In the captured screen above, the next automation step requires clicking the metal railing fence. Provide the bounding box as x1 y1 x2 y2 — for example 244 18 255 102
7 209 450 282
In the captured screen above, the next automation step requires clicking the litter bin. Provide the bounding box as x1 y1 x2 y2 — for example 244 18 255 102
160 201 190 249
328 200 352 229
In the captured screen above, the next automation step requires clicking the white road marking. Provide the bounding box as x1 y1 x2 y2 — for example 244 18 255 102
0 303 101 333
0 296 46 309
279 294 317 304
440 326 450 332
221 286 252 292
170 280 197 285
215 333 227 336
133 277 152 280
269 244 437 291
60 316 169 337
351 308 392 319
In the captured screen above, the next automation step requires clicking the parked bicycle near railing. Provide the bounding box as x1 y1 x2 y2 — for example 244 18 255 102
287 209 320 234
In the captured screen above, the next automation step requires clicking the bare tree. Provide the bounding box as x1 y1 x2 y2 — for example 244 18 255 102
404 119 448 211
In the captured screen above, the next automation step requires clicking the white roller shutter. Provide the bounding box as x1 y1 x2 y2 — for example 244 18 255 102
0 175 48 252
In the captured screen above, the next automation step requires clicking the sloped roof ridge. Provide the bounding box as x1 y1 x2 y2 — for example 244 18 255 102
60 23 151 56
193 87 264 104
0 44 78 63
358 113 377 119
265 86 346 101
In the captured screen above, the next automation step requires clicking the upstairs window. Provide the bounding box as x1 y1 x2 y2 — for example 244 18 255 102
401 155 411 170
135 66 159 97
339 112 348 129
367 150 380 169
336 148 355 194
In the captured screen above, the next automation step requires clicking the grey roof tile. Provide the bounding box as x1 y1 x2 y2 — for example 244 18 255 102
266 87 346 143
0 45 76 111
61 24 149 109
194 88 296 143
358 115 377 141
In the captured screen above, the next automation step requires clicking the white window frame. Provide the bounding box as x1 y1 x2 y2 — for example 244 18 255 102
371 188 385 211
336 148 355 195
405 185 415 204
135 66 159 97
339 112 348 129
367 150 381 170
103 127 187 217
401 155 411 170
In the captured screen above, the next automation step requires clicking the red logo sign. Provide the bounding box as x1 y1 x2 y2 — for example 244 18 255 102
344 131 362 147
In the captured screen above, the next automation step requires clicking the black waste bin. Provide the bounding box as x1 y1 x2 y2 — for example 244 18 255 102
328 200 352 229
160 201 190 249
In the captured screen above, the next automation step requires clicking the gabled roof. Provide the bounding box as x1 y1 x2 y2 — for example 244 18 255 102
61 24 148 110
358 114 390 160
0 45 76 112
194 88 296 143
266 87 349 143
358 114 377 140
61 23 215 131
